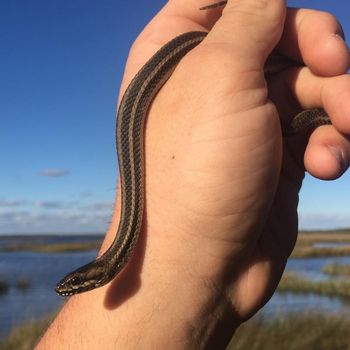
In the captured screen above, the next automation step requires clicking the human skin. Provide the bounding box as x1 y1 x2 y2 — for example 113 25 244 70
37 0 350 349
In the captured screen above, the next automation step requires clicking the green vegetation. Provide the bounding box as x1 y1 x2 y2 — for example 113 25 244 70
1 312 350 350
16 231 345 258
0 277 32 295
291 231 350 258
228 312 350 350
323 263 350 276
15 277 31 291
2 230 350 256
278 272 350 299
1 229 350 349
0 279 9 295
2 241 100 253
299 228 350 236
296 231 350 245
291 245 350 258
0 314 53 350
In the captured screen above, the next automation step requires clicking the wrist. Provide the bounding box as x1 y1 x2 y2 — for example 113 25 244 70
38 209 240 350
104 206 241 349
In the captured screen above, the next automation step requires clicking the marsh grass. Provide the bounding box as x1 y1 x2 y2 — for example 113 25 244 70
291 245 350 258
323 263 350 276
291 232 350 258
278 272 350 299
0 279 9 295
298 230 350 242
0 314 54 350
1 312 349 350
2 231 350 257
15 277 31 291
228 312 350 350
2 241 100 253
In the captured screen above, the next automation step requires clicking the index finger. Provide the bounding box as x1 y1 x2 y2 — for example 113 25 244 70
276 8 350 76
120 0 216 93
121 0 285 94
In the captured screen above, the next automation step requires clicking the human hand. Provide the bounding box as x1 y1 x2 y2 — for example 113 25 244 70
113 0 350 321
38 1 350 349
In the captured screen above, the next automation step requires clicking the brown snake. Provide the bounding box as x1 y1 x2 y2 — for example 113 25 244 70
55 2 331 296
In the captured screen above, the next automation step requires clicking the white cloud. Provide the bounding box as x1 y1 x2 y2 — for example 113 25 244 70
0 197 114 234
39 169 70 177
80 192 93 198
299 212 350 230
2 207 348 234
0 200 26 207
86 202 113 211
0 210 110 234
35 200 75 209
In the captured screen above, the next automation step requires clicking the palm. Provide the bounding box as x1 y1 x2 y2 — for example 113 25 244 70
143 40 305 319
120 4 349 322
229 66 313 318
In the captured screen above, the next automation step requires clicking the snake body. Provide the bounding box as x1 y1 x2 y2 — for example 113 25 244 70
55 15 330 297
55 32 208 296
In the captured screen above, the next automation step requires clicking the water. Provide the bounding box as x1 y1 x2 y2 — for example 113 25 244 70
0 234 102 250
313 242 350 248
1 235 350 339
0 235 99 338
267 292 350 314
260 256 350 316
285 255 350 281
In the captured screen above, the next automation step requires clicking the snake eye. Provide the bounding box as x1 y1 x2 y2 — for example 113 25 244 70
68 275 81 286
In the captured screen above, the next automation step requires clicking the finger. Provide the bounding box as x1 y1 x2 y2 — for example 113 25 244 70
120 0 222 97
205 0 286 61
133 0 286 74
276 66 350 179
163 0 223 29
274 67 350 180
122 0 286 99
277 8 350 76
285 67 350 135
304 126 350 180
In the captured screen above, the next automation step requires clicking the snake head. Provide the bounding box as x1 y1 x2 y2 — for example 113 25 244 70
55 261 106 296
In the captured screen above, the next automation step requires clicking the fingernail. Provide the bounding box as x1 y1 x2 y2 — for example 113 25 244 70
335 21 345 40
334 33 347 50
335 32 345 42
328 145 349 173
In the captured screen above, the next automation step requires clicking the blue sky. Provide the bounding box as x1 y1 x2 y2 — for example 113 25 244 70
0 0 349 234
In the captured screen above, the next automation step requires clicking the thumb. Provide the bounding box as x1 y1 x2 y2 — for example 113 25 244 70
205 0 286 68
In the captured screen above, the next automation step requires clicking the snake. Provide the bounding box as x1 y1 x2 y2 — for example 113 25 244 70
55 2 331 296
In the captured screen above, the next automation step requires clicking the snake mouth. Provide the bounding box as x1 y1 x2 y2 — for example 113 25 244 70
55 275 81 296
55 276 104 296
55 257 111 297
